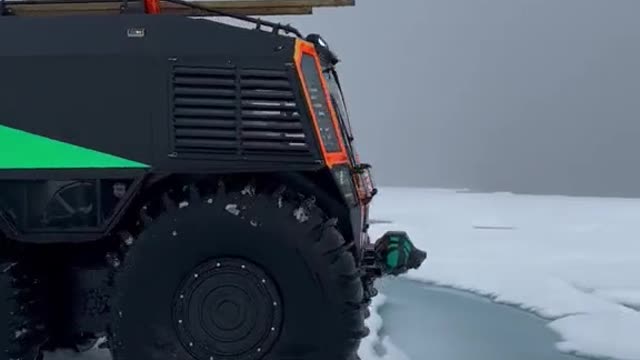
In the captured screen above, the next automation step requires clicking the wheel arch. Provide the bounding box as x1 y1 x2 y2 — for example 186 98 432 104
116 171 357 245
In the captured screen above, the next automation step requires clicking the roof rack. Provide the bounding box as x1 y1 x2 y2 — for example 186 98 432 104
0 0 354 38
0 0 354 17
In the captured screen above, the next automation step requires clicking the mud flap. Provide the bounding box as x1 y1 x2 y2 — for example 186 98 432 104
67 266 113 351
0 261 47 360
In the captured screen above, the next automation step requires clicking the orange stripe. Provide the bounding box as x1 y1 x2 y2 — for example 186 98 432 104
294 39 349 168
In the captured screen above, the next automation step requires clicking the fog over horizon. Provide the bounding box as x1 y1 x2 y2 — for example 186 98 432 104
274 0 640 198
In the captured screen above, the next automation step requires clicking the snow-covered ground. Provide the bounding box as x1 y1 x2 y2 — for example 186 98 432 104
362 187 640 360
47 186 640 360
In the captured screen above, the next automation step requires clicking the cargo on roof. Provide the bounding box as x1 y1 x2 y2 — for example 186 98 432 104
1 0 355 16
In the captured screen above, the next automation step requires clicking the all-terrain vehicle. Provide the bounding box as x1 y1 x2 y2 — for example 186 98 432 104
0 1 427 359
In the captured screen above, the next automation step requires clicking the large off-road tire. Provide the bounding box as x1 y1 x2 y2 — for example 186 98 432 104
107 180 369 360
0 261 47 360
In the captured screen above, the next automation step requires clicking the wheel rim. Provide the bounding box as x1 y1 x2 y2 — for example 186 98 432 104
173 258 282 360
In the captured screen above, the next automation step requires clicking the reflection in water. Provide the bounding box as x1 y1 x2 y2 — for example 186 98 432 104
377 277 586 360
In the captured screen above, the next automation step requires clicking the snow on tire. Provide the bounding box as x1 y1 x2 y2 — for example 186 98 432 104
0 261 46 360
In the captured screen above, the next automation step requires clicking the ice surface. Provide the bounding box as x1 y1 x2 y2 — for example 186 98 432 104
367 187 640 360
45 186 640 360
376 277 583 360
594 289 640 309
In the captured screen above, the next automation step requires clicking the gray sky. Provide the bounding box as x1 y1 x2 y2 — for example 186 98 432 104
276 0 640 197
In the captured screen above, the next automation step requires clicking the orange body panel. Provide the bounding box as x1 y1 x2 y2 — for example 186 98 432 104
294 39 373 215
293 40 349 168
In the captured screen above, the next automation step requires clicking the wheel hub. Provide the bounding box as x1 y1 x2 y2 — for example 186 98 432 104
173 258 282 360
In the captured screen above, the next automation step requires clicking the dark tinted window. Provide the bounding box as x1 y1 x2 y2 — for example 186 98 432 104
300 54 341 153
323 70 354 141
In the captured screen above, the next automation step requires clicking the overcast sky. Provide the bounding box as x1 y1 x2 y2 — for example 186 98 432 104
276 0 640 197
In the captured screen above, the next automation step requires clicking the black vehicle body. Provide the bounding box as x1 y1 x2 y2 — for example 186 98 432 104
0 13 372 248
0 6 428 359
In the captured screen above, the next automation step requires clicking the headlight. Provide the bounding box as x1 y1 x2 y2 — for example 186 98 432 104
332 164 357 207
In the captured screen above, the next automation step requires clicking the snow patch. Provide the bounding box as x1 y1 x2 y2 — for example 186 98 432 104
241 184 256 197
14 328 28 339
358 294 410 360
369 187 640 360
123 235 134 246
44 347 110 360
1 262 15 273
225 204 240 216
293 207 309 223
550 311 640 360
595 289 640 309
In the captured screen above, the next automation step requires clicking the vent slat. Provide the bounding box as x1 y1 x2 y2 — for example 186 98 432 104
242 130 306 141
175 118 237 128
175 97 236 108
241 111 300 121
243 141 310 151
174 77 235 87
240 69 289 78
171 65 315 162
241 89 295 100
241 79 291 90
175 87 236 98
243 150 313 157
175 67 235 77
242 100 297 111
175 138 238 149
175 128 237 139
174 108 236 118
241 120 303 130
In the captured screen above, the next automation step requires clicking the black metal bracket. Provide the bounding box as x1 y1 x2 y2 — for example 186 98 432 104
361 243 384 279
117 0 148 14
353 163 372 174
119 0 129 13
350 163 378 205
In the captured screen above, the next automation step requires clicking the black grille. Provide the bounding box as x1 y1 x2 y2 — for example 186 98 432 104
171 65 316 162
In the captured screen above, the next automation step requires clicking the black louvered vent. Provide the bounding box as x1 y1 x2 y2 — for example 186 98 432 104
171 65 315 162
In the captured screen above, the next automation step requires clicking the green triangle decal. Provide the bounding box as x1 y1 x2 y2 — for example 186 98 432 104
0 125 149 169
